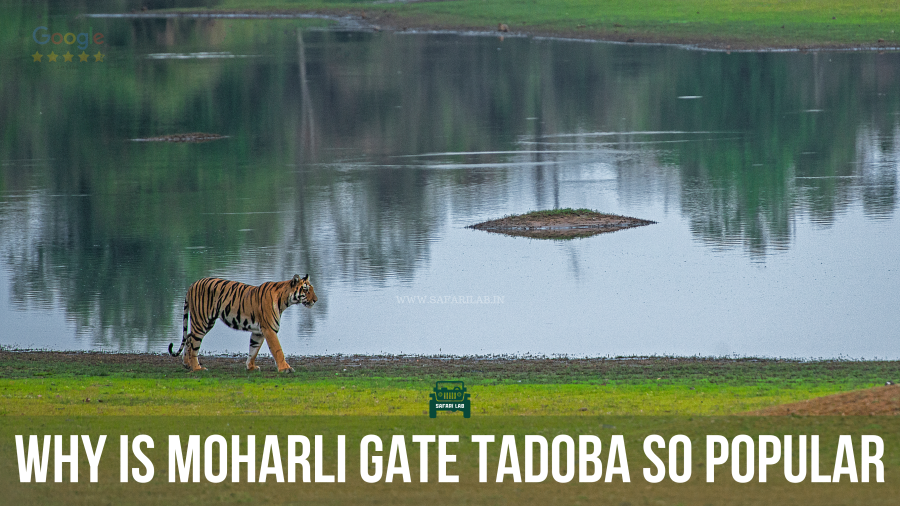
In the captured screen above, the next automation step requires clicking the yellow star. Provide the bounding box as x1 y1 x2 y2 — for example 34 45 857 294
79 51 88 62
93 51 104 62
31 51 42 62
47 51 58 62
63 51 73 62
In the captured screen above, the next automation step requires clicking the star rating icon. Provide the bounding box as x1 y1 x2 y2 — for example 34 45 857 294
31 49 106 63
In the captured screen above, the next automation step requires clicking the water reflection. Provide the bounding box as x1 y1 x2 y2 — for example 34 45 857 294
1 10 898 356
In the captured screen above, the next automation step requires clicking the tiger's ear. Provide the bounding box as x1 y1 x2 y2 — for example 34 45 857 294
291 274 301 286
302 273 309 281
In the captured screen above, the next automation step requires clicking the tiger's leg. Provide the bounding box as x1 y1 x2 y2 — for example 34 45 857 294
185 332 208 371
261 328 294 372
246 333 264 371
186 317 212 372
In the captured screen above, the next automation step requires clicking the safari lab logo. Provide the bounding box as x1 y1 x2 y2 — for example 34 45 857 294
428 381 471 418
30 26 106 63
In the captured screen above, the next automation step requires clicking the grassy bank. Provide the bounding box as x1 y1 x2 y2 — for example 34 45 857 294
167 0 900 49
2 351 897 416
3 352 898 504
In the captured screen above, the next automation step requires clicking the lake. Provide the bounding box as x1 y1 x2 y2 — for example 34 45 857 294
1 9 898 358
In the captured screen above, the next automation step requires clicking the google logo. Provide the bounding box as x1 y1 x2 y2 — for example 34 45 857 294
32 26 104 50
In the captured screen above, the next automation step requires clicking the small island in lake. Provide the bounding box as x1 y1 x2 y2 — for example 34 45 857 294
469 208 655 239
131 133 227 143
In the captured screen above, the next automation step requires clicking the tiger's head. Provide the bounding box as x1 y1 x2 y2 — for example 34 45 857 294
288 274 317 308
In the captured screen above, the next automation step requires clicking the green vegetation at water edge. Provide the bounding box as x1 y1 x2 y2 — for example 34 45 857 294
188 0 900 48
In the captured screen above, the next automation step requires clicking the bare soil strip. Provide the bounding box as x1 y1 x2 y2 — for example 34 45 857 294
5 350 895 383
747 385 900 416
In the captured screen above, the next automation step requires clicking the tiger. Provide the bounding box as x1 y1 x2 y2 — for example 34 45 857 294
168 274 317 372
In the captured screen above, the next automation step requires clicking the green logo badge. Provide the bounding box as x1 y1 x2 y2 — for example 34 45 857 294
429 381 471 418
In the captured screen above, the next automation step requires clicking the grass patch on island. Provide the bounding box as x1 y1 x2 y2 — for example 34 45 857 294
506 208 597 218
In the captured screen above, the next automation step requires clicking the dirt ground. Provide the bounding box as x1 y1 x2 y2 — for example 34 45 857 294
747 384 900 416
2 350 855 377
3 350 745 376
470 211 655 239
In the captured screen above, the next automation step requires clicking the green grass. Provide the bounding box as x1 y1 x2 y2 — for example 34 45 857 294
1 377 871 416
170 0 900 48
1 352 896 416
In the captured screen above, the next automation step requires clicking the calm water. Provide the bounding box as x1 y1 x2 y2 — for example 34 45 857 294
1 9 898 358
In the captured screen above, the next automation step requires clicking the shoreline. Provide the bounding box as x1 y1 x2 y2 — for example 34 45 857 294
4 348 899 362
94 8 900 52
4 349 898 372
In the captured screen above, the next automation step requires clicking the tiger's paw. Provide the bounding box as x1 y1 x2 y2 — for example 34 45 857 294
190 366 208 372
278 366 295 373
247 365 261 371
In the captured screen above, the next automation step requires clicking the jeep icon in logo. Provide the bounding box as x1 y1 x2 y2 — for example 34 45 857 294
429 381 471 418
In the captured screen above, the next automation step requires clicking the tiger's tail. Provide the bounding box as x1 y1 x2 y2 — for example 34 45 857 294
169 297 190 357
